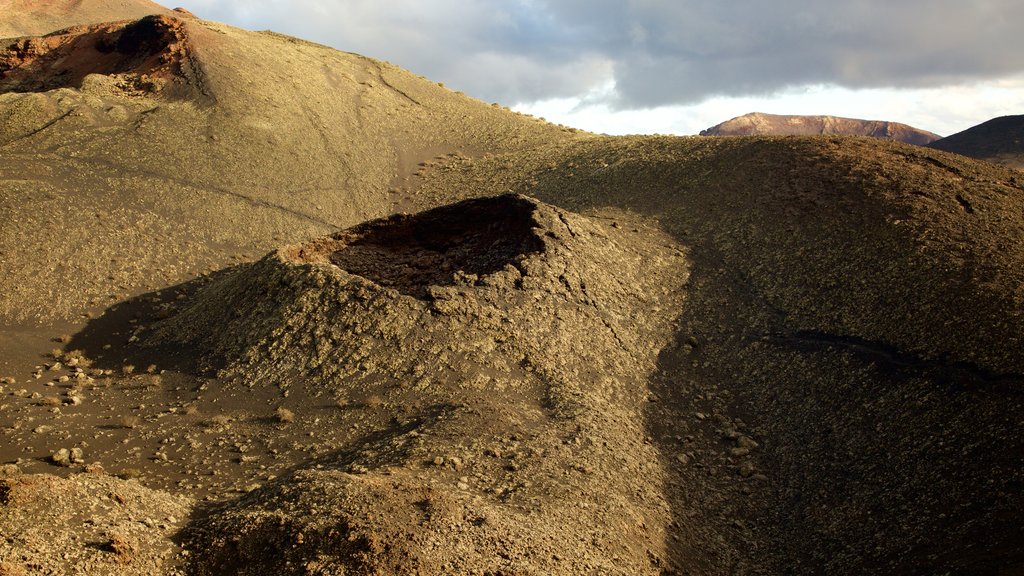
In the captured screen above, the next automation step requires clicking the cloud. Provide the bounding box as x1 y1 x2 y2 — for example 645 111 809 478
176 0 1024 110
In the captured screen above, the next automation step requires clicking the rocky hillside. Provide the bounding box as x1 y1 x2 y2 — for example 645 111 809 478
928 114 1024 170
411 135 1024 574
150 195 704 574
700 112 941 145
0 11 579 324
1 3 1023 576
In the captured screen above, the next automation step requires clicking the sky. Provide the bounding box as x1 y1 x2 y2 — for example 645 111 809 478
175 0 1024 137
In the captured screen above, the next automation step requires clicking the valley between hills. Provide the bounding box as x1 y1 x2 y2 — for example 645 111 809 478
0 4 1022 575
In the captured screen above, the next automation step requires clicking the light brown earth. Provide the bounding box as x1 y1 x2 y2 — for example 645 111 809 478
1 6 1022 576
0 0 172 38
700 112 942 145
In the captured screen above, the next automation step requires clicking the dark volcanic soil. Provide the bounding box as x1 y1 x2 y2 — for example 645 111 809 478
1 7 1023 576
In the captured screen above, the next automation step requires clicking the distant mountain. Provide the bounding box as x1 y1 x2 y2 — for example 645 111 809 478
928 115 1024 170
0 0 172 38
700 112 941 145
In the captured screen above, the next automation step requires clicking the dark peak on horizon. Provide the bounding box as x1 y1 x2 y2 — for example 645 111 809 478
929 114 1024 170
700 111 941 145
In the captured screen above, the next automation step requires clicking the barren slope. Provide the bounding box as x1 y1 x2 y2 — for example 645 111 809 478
928 114 1024 170
1 6 1023 576
411 135 1024 574
0 13 580 325
0 0 172 38
701 112 941 145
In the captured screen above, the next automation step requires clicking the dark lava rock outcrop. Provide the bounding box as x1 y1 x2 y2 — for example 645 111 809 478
152 195 695 574
700 112 941 145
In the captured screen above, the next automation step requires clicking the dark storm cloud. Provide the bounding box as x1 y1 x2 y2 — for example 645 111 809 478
178 0 1024 108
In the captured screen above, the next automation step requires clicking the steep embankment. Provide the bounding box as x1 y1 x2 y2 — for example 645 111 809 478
700 112 941 145
0 13 580 324
928 114 1024 170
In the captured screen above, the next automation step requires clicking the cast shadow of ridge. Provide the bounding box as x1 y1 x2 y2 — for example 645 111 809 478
64 267 240 378
328 195 544 300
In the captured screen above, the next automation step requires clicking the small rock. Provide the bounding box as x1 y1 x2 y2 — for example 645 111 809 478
694 412 707 420
736 436 759 449
51 448 71 467
729 447 750 458
675 453 690 465
84 463 105 474
0 463 20 477
738 462 756 478
106 532 137 557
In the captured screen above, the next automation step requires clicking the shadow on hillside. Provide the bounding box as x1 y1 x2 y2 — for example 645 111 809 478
65 267 240 377
644 241 1024 574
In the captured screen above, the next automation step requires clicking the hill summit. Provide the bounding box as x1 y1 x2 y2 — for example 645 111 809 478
0 0 173 38
928 114 1024 170
700 111 941 145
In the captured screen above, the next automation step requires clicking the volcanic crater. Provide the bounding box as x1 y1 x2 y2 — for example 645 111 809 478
0 14 192 94
295 195 546 299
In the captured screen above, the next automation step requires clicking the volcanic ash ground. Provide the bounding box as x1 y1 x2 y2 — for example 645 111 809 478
148 194 690 574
